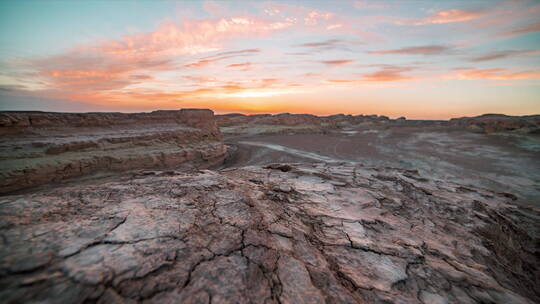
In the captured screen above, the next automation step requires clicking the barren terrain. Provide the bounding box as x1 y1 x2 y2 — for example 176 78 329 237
0 110 539 304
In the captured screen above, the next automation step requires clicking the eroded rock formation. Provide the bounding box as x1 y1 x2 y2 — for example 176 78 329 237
0 109 226 194
217 112 540 136
1 163 538 303
216 113 392 136
450 114 540 134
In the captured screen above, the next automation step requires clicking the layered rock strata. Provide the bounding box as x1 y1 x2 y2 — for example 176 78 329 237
0 163 537 303
0 109 226 194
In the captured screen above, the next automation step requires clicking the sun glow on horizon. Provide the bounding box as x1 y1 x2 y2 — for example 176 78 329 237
0 0 539 118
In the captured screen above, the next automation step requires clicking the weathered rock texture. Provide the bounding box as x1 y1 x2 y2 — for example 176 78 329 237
1 163 538 303
0 109 226 194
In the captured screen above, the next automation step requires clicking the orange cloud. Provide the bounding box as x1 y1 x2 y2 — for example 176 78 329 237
29 15 284 95
327 66 416 83
453 68 540 80
395 9 483 26
370 45 452 55
362 66 415 82
30 54 173 92
182 75 217 83
98 17 292 60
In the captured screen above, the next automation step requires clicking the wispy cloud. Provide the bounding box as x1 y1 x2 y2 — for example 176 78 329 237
185 49 260 68
452 68 540 80
362 66 415 81
30 54 173 91
499 20 540 37
226 62 253 70
293 39 357 52
370 45 453 55
98 17 293 60
201 48 260 59
395 9 483 26
182 75 217 83
319 59 354 66
21 16 291 96
468 49 540 62
296 39 342 48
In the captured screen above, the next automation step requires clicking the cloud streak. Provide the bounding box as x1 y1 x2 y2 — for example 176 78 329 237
452 68 540 80
499 20 540 37
362 66 415 82
395 9 483 26
296 39 342 48
319 59 353 66
370 45 453 55
468 49 540 62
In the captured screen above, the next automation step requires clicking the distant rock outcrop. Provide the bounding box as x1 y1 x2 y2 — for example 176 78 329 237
216 113 391 135
450 114 540 134
0 109 226 193
216 112 540 136
0 163 538 303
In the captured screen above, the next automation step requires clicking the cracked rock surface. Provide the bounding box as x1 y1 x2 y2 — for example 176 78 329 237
1 163 538 303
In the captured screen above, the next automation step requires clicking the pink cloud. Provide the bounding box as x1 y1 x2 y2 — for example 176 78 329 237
29 14 286 93
395 9 483 26
30 54 173 92
182 75 216 83
304 10 334 25
97 17 293 60
362 66 415 82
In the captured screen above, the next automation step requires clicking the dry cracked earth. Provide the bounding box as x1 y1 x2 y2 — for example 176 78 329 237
1 163 539 303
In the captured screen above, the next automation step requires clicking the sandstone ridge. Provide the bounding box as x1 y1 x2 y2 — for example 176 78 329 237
0 163 538 303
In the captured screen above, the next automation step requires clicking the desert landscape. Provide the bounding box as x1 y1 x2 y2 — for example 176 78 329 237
1 0 540 303
0 110 539 303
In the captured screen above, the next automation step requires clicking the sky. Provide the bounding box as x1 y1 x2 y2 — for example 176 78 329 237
0 0 539 119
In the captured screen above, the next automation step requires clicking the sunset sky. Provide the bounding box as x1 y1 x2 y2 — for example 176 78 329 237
0 0 539 119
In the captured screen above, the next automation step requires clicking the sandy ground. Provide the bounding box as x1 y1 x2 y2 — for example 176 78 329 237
219 125 540 206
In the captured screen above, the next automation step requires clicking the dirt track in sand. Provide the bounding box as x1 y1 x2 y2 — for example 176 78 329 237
219 126 540 206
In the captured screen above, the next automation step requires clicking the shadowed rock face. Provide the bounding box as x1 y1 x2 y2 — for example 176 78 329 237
0 109 226 194
1 163 538 303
